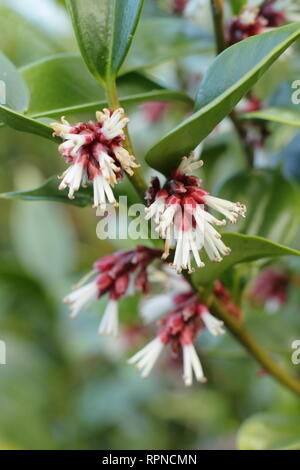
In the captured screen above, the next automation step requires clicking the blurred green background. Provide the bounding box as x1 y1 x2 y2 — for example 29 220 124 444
0 0 300 450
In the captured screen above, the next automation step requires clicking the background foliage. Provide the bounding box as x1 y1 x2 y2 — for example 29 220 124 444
0 0 300 450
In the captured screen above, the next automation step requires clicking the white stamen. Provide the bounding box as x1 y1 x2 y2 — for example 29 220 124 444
98 299 119 336
182 344 207 386
201 311 225 336
93 173 118 208
128 337 165 378
203 194 246 224
141 294 175 324
97 108 129 140
58 159 87 199
112 145 140 176
64 280 98 318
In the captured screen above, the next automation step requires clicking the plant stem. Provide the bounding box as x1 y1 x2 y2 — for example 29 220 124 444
105 78 148 201
209 295 300 396
189 276 300 396
210 0 226 54
209 0 255 167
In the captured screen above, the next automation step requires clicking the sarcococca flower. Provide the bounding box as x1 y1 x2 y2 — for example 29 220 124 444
51 109 139 208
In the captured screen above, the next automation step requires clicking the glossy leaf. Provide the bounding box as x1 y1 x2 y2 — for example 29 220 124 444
21 54 192 118
0 175 140 208
192 232 300 287
240 107 300 126
121 17 212 75
238 413 300 450
0 177 92 208
0 52 54 139
0 51 29 112
216 169 300 245
145 23 300 175
66 0 144 83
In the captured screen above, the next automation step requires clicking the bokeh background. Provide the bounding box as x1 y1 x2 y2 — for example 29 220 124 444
0 0 300 450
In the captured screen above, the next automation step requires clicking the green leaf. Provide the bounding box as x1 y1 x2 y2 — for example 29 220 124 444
0 175 140 208
0 51 29 112
240 107 300 126
237 413 300 450
0 108 55 140
21 54 192 118
0 177 92 208
0 52 54 139
230 0 247 15
66 0 145 83
192 233 300 286
145 23 300 175
216 169 300 245
121 17 212 75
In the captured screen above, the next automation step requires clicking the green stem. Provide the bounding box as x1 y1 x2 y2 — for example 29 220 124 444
189 276 300 396
209 0 255 167
105 79 148 201
210 0 226 54
209 295 300 396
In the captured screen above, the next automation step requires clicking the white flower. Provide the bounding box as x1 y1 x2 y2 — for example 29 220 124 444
128 337 165 378
92 172 118 208
202 194 246 224
171 227 205 273
52 109 140 208
58 157 87 199
201 311 225 336
98 299 119 336
96 108 129 140
140 293 176 324
145 195 167 225
240 8 259 25
177 155 203 175
64 280 98 318
182 344 207 386
112 144 139 176
145 155 246 272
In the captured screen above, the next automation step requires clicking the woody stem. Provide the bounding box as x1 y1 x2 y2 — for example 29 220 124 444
105 78 148 201
209 0 255 167
188 276 300 397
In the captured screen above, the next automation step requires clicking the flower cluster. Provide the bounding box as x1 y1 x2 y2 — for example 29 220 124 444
228 1 267 45
145 155 246 273
129 290 225 386
236 94 270 148
64 246 162 336
171 0 189 14
250 267 289 313
261 0 300 25
51 109 139 208
228 0 300 45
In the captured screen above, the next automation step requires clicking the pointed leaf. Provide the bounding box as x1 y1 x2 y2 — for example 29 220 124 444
66 0 145 83
0 52 54 139
145 23 300 175
0 177 92 208
21 54 192 118
192 233 300 287
0 51 29 112
240 107 300 126
0 176 140 207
